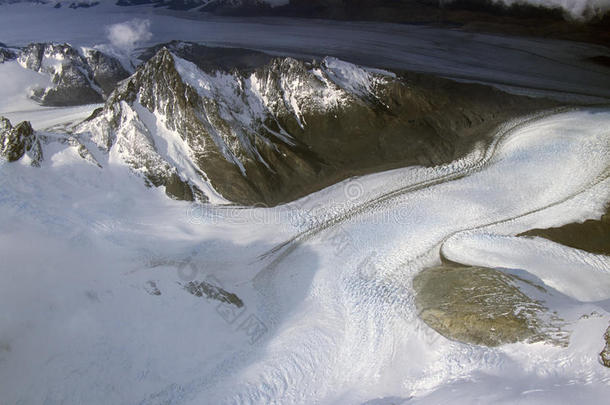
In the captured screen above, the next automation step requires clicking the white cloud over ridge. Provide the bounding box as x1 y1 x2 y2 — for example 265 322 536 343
106 18 152 54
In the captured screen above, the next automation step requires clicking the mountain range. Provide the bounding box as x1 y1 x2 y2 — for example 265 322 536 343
1 40 554 205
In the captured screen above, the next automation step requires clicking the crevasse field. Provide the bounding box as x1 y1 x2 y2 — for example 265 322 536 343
1 2 610 405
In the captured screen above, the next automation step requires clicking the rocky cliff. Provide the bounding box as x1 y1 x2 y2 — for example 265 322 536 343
0 117 43 166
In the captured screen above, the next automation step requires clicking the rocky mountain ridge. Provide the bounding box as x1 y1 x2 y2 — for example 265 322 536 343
77 45 397 203
7 42 129 106
17 42 130 106
1 41 556 206
72 42 554 205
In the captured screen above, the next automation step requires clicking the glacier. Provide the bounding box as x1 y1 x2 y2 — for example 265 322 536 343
1 2 610 404
1 105 610 403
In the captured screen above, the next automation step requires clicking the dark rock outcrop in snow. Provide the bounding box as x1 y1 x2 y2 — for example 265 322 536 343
17 43 129 106
0 117 43 166
183 280 243 307
601 325 610 367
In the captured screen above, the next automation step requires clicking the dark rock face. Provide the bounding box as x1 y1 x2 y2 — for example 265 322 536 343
519 205 610 255
78 44 553 205
413 263 568 347
0 43 17 64
17 43 129 106
601 325 610 367
0 117 42 166
83 48 131 96
165 172 195 201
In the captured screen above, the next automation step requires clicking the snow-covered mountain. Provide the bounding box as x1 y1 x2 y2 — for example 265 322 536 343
76 45 399 203
70 42 548 205
15 42 129 106
0 40 552 205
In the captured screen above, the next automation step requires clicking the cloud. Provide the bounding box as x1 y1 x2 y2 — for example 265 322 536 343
106 18 152 54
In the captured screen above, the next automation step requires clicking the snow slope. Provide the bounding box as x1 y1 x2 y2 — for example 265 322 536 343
1 106 609 403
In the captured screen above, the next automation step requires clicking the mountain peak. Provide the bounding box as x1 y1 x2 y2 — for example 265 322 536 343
0 117 42 166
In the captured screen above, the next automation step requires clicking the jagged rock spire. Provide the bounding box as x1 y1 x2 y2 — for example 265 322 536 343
0 117 43 166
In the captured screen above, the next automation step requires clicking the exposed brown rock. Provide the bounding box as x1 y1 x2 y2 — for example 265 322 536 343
413 263 568 347
519 205 610 255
